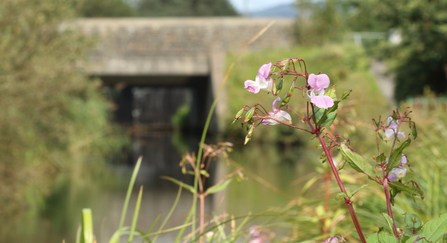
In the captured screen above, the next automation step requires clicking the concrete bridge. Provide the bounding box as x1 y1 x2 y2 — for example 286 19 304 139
74 17 294 133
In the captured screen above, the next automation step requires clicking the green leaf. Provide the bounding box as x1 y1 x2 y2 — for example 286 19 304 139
367 231 398 243
386 139 411 172
205 178 233 195
378 231 399 243
161 176 197 195
339 143 376 179
321 110 337 127
405 235 430 243
382 212 395 234
108 227 129 243
81 209 94 243
376 153 387 165
335 192 348 201
373 118 380 128
341 90 352 100
389 181 423 197
315 105 337 127
366 233 379 242
351 184 369 198
419 212 447 242
405 214 422 229
325 86 337 99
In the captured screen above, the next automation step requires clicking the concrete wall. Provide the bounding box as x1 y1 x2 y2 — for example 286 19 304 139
74 18 295 76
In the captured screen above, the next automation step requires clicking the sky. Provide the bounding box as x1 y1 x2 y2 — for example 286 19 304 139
228 0 295 14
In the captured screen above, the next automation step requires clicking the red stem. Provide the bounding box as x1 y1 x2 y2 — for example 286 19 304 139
383 179 399 238
318 134 367 243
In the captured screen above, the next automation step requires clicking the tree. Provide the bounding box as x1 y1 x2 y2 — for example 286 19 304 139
136 0 238 17
0 0 125 214
294 0 348 46
346 0 447 102
76 0 137 17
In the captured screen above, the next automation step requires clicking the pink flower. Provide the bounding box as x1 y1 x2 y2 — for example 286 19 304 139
388 167 407 182
244 63 273 94
387 154 408 182
383 116 405 141
322 235 346 243
307 74 334 109
261 98 292 125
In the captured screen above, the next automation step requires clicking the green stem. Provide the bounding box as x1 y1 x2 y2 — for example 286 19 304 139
317 134 366 243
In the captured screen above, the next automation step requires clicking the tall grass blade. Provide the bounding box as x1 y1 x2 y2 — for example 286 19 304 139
81 208 94 243
153 186 183 242
110 156 142 242
128 186 143 242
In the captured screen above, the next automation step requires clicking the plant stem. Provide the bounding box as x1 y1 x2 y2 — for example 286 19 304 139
383 179 399 238
199 194 205 243
317 134 367 243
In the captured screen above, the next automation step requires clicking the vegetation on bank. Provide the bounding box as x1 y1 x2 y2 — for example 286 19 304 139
0 0 127 216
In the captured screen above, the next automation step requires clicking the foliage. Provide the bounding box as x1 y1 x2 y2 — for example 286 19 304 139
0 0 126 215
75 0 137 17
345 0 447 102
294 0 349 46
136 0 238 17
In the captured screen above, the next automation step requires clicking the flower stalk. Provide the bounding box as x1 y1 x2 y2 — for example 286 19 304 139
318 134 367 243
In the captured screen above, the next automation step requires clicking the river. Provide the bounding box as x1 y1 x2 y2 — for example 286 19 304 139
1 128 320 243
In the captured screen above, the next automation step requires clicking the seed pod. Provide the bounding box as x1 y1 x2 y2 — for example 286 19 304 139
272 78 283 95
243 107 256 123
232 107 245 124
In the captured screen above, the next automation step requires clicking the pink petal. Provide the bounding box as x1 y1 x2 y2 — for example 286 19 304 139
257 63 272 79
308 74 330 89
311 95 334 109
271 97 280 111
244 80 260 93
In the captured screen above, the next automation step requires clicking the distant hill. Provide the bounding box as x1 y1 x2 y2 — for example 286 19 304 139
249 3 297 18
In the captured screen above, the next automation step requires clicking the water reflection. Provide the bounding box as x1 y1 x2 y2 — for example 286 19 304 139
2 131 321 242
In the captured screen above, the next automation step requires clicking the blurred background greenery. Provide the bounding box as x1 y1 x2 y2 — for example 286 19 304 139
2 0 447 241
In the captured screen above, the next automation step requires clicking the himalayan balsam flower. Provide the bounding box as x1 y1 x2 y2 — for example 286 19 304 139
383 116 405 141
322 235 346 243
307 73 334 109
247 225 268 243
244 63 273 94
387 154 408 182
261 97 292 125
388 167 407 182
